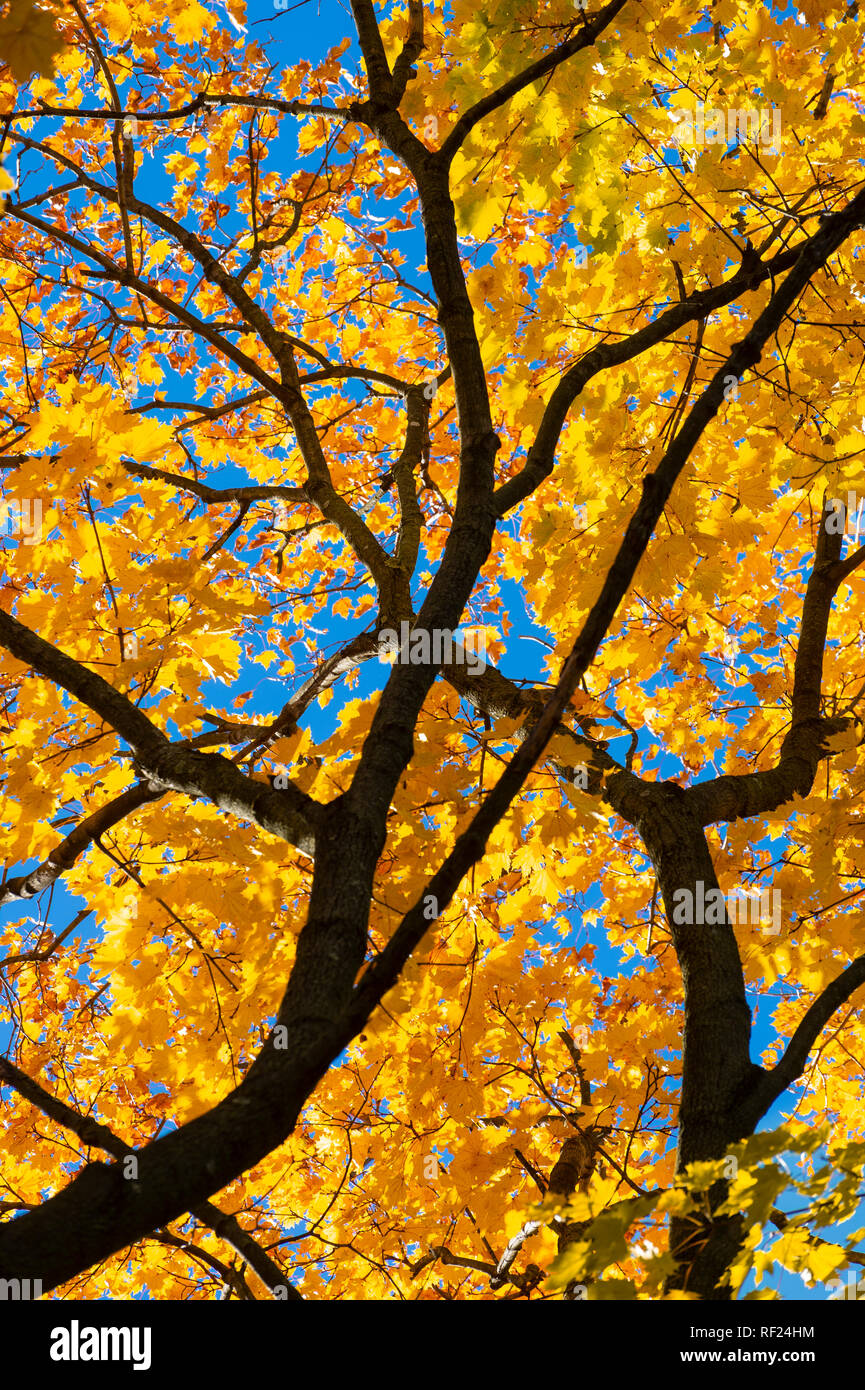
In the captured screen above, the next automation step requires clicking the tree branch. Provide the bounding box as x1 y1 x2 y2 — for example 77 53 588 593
8 91 346 122
686 492 861 828
735 954 865 1132
0 609 319 854
493 242 809 516
0 785 164 907
119 458 308 508
0 1056 302 1299
440 0 629 164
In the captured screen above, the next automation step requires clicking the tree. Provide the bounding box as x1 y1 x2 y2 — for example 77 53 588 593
0 0 864 1302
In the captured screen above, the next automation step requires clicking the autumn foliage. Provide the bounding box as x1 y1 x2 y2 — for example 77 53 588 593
0 0 864 1302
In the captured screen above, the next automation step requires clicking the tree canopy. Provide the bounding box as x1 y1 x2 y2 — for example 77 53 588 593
1 0 865 1302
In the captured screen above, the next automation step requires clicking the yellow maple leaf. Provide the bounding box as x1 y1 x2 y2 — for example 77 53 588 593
0 0 63 81
173 0 216 44
805 1241 847 1282
101 0 132 42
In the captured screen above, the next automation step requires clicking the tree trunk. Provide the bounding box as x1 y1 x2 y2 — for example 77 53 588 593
631 786 762 1297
